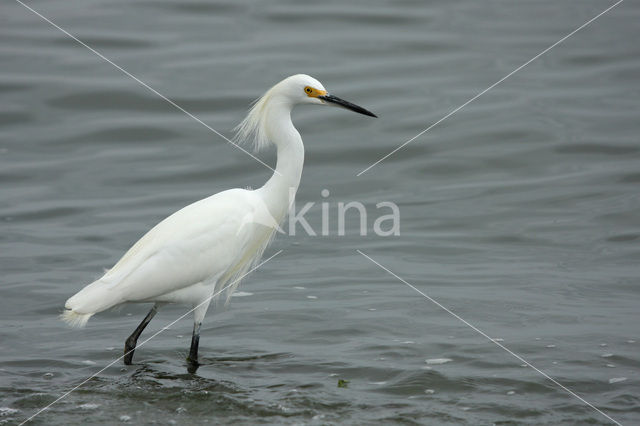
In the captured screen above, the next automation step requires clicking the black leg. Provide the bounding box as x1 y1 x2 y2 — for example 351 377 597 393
124 304 158 365
187 322 201 373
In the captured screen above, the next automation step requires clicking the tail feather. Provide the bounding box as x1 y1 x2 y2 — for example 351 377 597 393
61 278 121 327
60 309 93 328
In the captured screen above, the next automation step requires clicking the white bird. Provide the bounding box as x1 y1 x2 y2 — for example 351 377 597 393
61 74 376 369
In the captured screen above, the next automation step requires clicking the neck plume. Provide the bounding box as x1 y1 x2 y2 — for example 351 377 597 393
235 90 304 222
234 81 292 152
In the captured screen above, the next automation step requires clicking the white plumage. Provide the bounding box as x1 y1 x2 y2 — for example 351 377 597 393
62 189 271 324
61 74 375 367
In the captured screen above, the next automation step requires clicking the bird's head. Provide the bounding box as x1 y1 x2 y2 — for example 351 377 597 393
278 74 377 117
234 74 376 152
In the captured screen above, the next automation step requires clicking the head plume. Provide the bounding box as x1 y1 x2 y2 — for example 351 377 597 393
233 86 276 152
233 74 326 152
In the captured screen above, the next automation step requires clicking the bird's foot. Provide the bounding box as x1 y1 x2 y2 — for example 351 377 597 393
124 339 136 365
186 356 200 374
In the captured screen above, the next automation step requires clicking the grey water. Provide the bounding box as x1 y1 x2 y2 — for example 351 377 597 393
1 0 639 424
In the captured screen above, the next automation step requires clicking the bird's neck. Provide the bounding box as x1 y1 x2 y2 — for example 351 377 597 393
258 105 305 221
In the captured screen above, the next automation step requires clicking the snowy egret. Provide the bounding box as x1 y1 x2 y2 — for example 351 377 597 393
61 74 376 369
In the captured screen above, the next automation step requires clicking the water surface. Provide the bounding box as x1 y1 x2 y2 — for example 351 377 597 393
1 0 639 424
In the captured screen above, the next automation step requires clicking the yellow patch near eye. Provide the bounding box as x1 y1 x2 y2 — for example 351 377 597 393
304 86 327 98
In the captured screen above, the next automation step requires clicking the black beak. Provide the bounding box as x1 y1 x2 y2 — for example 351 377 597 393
318 94 377 118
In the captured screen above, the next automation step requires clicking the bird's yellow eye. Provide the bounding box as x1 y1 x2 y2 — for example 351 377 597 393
304 86 327 98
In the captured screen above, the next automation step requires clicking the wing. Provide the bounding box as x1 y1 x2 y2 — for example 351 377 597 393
99 188 272 302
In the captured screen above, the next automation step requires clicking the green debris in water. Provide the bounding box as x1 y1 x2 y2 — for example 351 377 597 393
337 379 349 388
